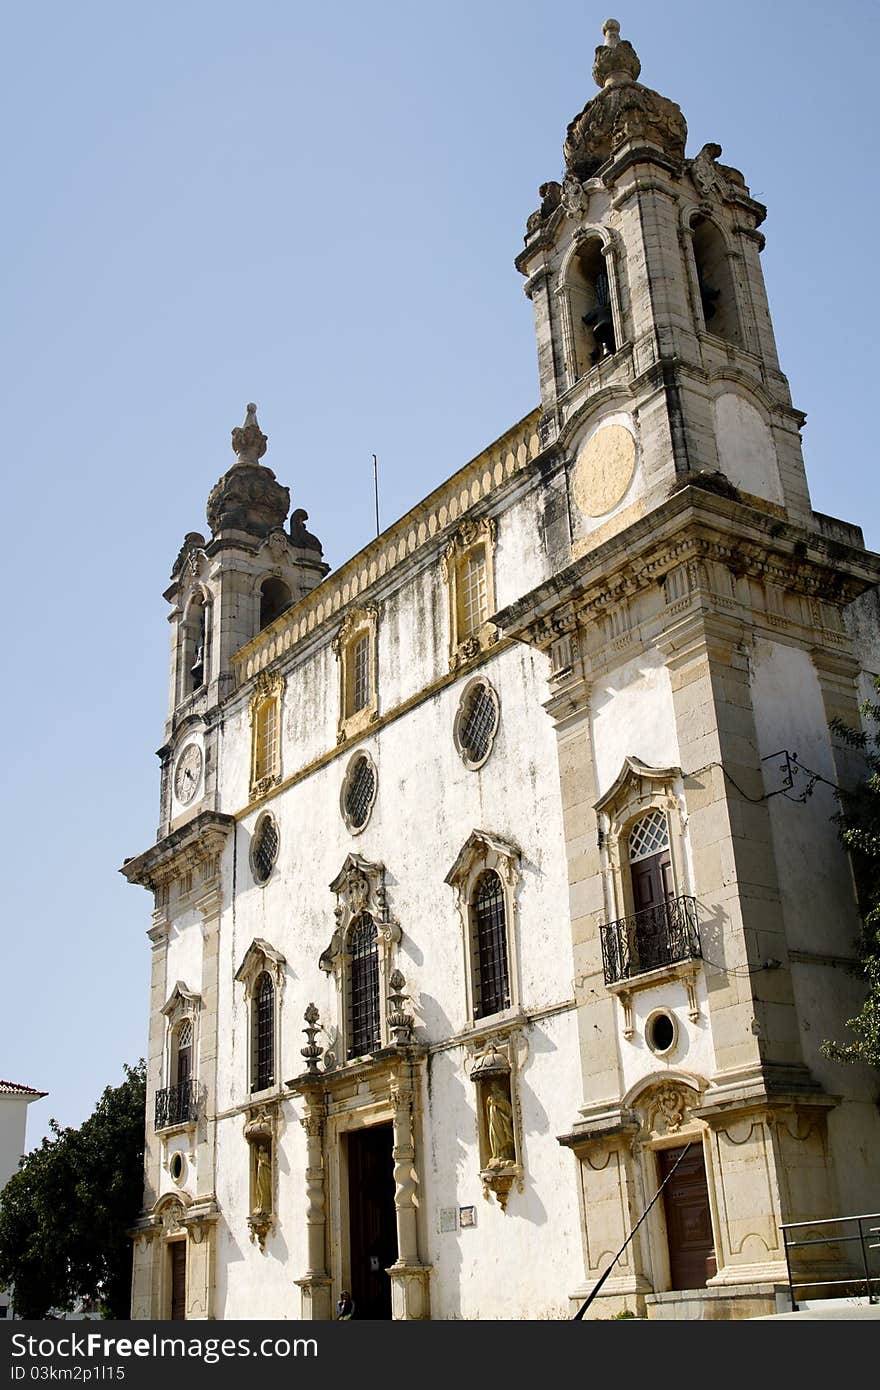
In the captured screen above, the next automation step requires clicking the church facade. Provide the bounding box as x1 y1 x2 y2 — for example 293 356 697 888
123 22 880 1320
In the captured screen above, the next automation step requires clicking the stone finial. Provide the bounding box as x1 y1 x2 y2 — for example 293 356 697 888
387 970 415 1047
207 401 289 538
231 402 268 465
592 19 641 87
301 1003 324 1074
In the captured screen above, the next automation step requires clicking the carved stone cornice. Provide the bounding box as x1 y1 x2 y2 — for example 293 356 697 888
493 487 880 656
120 811 234 894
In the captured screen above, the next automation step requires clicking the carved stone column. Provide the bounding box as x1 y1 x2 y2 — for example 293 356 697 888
387 1061 431 1320
294 1084 332 1321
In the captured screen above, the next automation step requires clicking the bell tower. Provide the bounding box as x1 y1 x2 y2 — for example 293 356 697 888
159 405 328 835
517 19 813 558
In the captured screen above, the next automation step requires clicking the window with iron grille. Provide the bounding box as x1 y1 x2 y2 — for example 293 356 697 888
456 680 499 767
343 754 376 831
252 972 275 1091
347 913 380 1058
458 546 488 639
254 697 278 782
351 634 371 714
472 871 510 1018
252 813 279 884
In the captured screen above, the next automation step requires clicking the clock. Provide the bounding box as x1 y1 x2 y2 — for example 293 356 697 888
173 743 203 805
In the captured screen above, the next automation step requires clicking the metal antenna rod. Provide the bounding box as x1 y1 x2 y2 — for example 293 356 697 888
372 453 380 538
572 1141 694 1319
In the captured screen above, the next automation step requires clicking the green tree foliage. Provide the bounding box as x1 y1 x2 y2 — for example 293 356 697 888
822 680 880 1068
0 1061 146 1319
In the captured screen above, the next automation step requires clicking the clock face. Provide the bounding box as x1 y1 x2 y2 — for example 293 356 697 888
174 743 203 805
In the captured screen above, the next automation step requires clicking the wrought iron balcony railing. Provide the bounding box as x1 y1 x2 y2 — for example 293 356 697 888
600 895 701 986
155 1079 200 1131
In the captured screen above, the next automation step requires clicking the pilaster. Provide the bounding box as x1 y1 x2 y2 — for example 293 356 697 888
661 610 808 1079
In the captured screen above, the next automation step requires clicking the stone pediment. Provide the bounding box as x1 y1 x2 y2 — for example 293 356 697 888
444 830 520 889
234 938 286 991
160 982 201 1019
594 758 681 819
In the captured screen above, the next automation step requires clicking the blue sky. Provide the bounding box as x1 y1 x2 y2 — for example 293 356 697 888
2 0 877 1149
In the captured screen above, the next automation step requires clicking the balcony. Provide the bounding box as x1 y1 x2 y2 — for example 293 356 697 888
155 1079 200 1131
600 895 701 986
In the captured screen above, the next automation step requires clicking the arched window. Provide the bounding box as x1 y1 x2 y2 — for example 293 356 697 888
174 1018 193 1088
690 216 740 345
181 592 209 697
259 577 292 630
252 971 275 1091
347 913 380 1058
472 870 510 1019
569 238 617 376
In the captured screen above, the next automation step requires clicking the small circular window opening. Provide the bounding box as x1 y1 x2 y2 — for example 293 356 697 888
169 1151 186 1185
646 1010 677 1056
251 813 279 884
341 752 377 833
455 678 500 769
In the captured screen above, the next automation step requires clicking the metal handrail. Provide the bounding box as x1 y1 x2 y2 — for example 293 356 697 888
155 1078 200 1131
779 1212 880 1311
599 895 701 986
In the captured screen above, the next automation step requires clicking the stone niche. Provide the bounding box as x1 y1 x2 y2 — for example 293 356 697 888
469 1041 523 1211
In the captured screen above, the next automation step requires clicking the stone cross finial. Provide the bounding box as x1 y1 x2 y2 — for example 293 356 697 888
603 18 621 46
231 402 268 465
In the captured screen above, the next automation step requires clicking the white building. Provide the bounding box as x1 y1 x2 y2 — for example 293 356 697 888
123 22 880 1320
0 1081 47 1319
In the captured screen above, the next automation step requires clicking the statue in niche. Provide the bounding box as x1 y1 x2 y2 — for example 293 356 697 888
485 1082 516 1167
253 1139 273 1214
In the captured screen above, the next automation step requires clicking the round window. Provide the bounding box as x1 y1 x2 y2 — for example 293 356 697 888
341 752 377 833
646 1010 677 1056
169 1151 186 1185
251 813 279 884
454 678 500 769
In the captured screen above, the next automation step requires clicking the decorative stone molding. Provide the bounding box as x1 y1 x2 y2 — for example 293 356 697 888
493 490 880 671
233 412 541 686
333 604 379 743
234 938 286 996
320 855 402 1060
445 830 522 1023
120 811 233 904
440 517 499 671
160 982 201 1027
248 668 284 801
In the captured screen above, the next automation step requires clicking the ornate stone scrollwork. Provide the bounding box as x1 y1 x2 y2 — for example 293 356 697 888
563 21 687 180
319 854 404 1061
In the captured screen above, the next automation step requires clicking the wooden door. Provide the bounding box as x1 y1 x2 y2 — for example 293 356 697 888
346 1124 396 1319
169 1241 187 1320
659 1146 717 1290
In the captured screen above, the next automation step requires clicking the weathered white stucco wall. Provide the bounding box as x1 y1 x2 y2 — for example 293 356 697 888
750 636 880 1212
590 648 681 799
